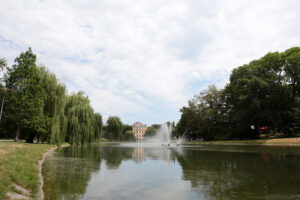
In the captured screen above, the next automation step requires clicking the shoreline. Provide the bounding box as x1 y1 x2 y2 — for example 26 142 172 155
184 142 300 146
0 141 54 199
183 137 300 146
38 144 70 200
37 146 57 200
96 138 300 146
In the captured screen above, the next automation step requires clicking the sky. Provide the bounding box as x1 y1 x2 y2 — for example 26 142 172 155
0 0 300 125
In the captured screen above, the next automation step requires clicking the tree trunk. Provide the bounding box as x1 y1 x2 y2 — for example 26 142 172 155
14 126 19 142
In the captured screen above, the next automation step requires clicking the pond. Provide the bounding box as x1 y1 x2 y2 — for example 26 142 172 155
42 143 300 200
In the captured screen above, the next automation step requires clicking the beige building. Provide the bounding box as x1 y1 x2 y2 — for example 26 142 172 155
132 122 147 139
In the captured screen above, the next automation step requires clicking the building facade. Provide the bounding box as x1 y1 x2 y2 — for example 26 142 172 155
132 122 147 139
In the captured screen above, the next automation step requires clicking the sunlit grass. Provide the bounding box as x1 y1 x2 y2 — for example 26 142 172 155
185 137 300 145
0 140 54 199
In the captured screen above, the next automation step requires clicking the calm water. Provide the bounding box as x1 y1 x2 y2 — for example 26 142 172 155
42 143 300 200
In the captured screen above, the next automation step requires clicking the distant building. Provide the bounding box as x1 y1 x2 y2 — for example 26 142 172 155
132 122 147 139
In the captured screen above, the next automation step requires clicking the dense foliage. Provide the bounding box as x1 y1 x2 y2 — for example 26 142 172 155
2 47 298 143
0 48 103 145
103 116 123 141
176 47 300 140
144 126 157 137
65 92 96 145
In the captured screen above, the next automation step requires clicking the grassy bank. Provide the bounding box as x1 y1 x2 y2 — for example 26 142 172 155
184 137 300 146
0 140 54 199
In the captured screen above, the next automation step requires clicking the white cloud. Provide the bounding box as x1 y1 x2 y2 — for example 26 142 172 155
0 0 299 124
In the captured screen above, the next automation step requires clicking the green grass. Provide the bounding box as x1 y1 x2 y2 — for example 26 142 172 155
0 141 54 199
183 137 300 145
95 138 109 142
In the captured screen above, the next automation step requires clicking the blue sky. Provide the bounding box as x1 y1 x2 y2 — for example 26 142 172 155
0 0 300 125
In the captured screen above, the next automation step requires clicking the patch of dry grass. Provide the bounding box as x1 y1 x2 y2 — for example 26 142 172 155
0 149 7 155
263 138 300 144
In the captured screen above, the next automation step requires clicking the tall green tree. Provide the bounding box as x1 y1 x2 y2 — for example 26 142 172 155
144 126 157 137
122 124 132 135
0 48 105 145
4 48 47 142
177 47 300 140
106 116 123 141
65 92 95 145
224 50 296 136
94 113 103 139
176 85 227 140
0 58 6 72
39 67 67 145
121 124 132 140
282 47 300 133
282 47 300 102
151 124 161 129
123 130 135 141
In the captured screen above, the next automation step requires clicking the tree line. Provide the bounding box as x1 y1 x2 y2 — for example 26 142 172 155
101 117 160 141
4 47 297 143
102 116 135 141
101 119 175 141
176 47 300 140
0 48 147 144
0 48 103 145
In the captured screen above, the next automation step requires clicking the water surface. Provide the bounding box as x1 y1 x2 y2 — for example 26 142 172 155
42 143 300 200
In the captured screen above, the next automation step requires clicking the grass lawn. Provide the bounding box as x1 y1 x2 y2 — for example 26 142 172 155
185 137 300 145
0 140 54 199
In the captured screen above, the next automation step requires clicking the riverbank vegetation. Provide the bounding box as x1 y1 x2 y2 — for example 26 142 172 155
0 48 103 145
0 48 140 143
1 47 299 144
176 47 300 140
102 117 136 141
184 137 300 146
0 140 54 199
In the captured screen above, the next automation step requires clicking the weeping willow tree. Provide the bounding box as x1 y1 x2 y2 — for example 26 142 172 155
65 92 95 145
39 67 67 145
94 113 103 139
1 48 104 145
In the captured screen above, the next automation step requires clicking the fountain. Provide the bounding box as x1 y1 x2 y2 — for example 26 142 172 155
138 123 186 148
176 130 187 146
155 123 172 147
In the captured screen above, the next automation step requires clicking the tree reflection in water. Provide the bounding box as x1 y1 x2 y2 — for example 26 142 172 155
43 144 300 200
43 145 102 200
174 146 300 199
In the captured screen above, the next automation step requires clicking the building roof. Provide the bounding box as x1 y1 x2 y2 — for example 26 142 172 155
132 121 146 127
